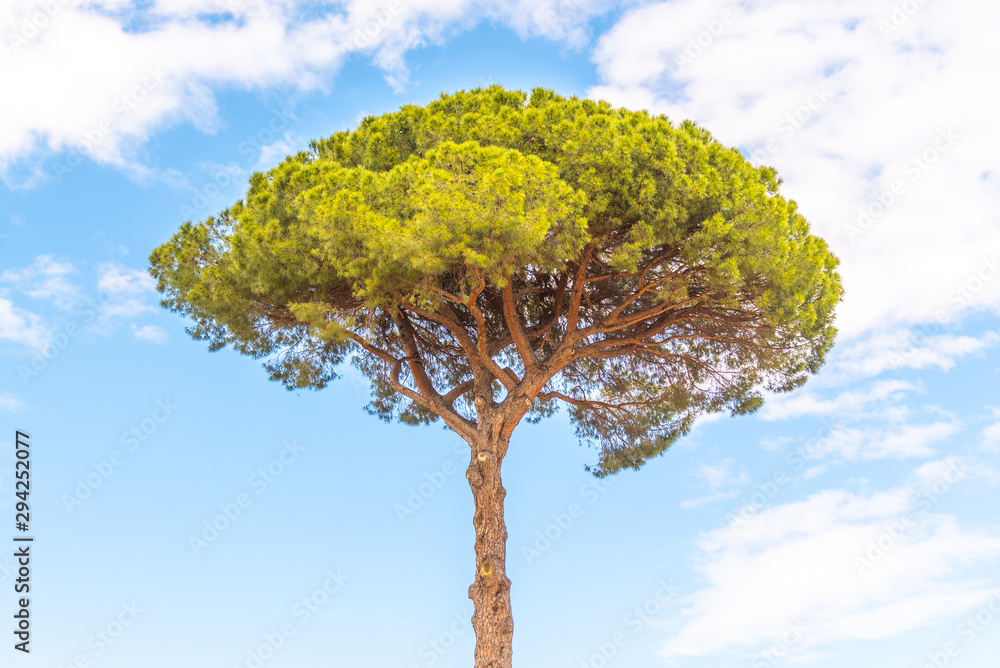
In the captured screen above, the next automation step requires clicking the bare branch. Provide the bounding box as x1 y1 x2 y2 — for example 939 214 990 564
466 269 519 395
502 277 538 368
566 242 595 337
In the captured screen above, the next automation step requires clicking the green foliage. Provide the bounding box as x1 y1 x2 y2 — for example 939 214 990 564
295 140 588 302
150 85 842 476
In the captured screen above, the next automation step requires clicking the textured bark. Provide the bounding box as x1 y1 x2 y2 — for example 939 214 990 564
466 431 513 668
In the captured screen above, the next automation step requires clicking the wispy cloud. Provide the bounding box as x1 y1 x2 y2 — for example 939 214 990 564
1 254 82 309
0 293 49 350
808 421 960 461
131 323 169 344
590 0 1000 338
0 0 609 183
761 379 918 421
0 393 27 412
96 261 156 319
681 458 749 508
660 481 1000 660
981 422 1000 452
834 330 999 378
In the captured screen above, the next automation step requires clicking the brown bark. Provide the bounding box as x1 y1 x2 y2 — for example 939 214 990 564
466 428 513 668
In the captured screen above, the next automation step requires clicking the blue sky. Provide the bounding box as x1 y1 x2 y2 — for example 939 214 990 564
1 1 1000 667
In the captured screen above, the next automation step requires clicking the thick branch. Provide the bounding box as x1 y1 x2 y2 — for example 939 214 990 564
566 243 595 336
348 322 477 441
501 278 538 368
392 309 442 400
466 271 519 396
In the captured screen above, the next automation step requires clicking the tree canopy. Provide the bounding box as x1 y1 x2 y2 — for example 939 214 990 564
149 85 842 476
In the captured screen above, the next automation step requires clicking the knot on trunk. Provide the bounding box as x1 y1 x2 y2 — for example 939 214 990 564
476 558 508 591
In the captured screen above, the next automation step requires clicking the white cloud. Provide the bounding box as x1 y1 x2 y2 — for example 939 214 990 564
0 294 49 350
131 323 169 344
833 329 999 378
0 393 26 412
803 465 827 480
95 261 156 320
761 379 917 421
981 422 1000 452
590 0 1000 338
904 454 996 495
0 0 608 182
701 459 746 490
681 458 749 508
254 134 297 171
96 261 155 295
680 490 741 509
100 298 150 319
808 421 959 461
660 485 1000 660
0 259 160 346
1 254 82 309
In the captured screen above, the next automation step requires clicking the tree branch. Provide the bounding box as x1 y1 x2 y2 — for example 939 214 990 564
466 270 519 395
502 277 538 368
566 242 595 337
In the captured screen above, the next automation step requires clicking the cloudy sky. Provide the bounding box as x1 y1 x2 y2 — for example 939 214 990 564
1 1 999 667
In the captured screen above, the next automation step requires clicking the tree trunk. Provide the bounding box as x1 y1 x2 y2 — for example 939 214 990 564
466 433 513 668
